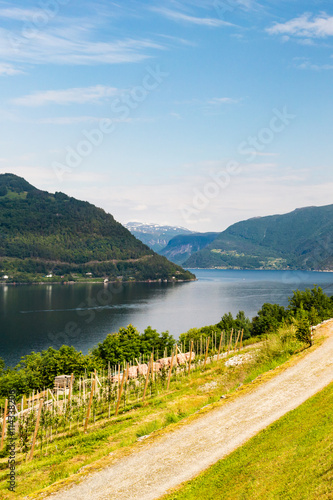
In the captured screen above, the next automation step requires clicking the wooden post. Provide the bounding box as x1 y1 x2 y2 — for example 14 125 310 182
188 341 193 376
84 371 96 433
227 328 233 356
234 330 241 351
142 356 152 403
115 364 127 416
239 329 244 351
217 331 223 361
28 399 44 461
151 352 154 382
68 373 74 404
0 399 8 451
204 338 210 369
167 350 175 390
47 389 56 401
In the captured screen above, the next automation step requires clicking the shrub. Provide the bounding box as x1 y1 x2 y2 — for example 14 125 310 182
295 318 312 347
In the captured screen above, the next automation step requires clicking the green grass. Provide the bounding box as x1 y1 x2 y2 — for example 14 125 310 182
162 382 333 500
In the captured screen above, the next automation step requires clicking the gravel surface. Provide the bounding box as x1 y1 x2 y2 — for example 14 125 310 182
45 322 333 500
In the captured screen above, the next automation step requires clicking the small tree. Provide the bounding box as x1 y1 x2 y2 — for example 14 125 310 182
296 318 312 347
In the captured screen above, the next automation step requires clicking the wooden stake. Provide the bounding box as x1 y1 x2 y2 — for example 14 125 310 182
167 350 175 390
234 330 241 351
151 352 154 382
115 364 128 416
0 399 8 451
204 338 210 369
84 371 96 433
28 399 44 461
239 329 244 351
142 356 152 403
68 373 74 404
188 341 193 376
48 388 56 401
227 328 233 356
217 331 223 361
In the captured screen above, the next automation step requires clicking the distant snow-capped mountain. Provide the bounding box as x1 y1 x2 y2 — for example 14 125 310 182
125 222 194 252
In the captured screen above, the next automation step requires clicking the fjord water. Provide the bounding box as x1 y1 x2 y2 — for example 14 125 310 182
1 269 333 366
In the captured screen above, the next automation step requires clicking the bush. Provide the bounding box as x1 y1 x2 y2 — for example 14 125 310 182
295 319 312 347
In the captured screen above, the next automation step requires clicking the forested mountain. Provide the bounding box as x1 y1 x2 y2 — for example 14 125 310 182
160 232 219 265
125 222 193 252
185 205 333 270
0 174 195 283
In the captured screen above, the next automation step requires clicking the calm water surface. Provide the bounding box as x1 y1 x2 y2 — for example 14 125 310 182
1 269 333 366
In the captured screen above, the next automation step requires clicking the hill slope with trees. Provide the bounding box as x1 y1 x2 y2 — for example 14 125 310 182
185 205 333 270
0 174 195 283
160 232 219 265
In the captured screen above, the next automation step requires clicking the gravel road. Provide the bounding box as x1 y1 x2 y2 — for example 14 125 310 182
45 321 333 500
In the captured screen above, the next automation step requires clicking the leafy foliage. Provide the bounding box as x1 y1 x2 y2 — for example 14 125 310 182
295 318 312 347
252 303 288 337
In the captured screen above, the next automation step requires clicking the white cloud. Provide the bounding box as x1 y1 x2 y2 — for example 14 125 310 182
11 85 121 107
267 13 333 39
64 169 333 233
295 59 333 71
150 7 234 27
0 63 22 76
0 24 163 66
0 7 41 21
35 116 104 125
207 97 240 105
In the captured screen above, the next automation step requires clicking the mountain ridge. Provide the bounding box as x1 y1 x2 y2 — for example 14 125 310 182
125 221 194 252
0 174 195 283
185 204 333 270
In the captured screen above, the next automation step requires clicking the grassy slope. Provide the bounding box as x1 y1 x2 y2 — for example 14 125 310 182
163 382 333 499
0 329 308 499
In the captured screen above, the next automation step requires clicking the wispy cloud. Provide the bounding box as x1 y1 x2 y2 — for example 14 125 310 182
296 60 333 71
35 116 106 125
0 7 41 21
207 97 241 105
267 13 333 39
0 62 22 76
150 7 235 27
0 28 164 65
11 85 121 107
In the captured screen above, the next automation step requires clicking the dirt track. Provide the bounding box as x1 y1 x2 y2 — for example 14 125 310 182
45 321 333 500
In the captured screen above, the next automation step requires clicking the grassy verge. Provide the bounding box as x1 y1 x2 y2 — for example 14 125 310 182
162 380 333 500
0 326 317 499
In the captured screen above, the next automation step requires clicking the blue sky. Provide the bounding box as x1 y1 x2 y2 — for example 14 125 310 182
0 0 333 232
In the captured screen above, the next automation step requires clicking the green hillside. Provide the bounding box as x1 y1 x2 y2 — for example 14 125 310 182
0 174 195 283
185 205 333 270
160 232 219 265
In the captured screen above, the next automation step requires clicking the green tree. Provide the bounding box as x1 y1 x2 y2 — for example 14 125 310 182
251 303 287 337
288 286 333 322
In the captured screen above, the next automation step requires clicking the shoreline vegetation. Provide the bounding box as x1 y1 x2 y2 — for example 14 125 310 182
0 277 197 286
0 287 332 498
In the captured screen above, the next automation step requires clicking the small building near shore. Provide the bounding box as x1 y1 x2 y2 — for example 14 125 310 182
54 374 74 390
